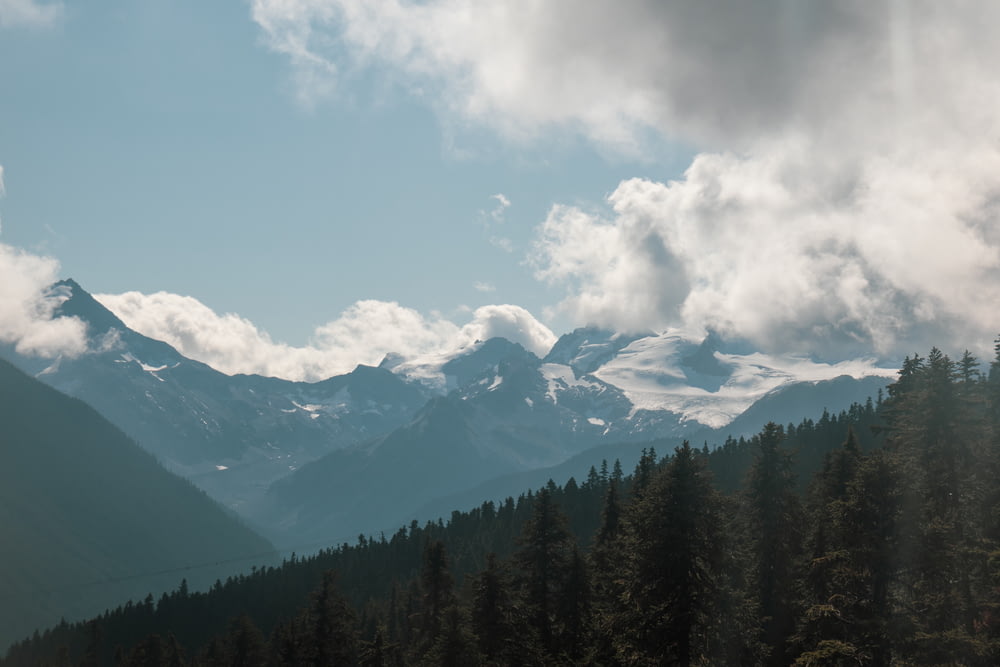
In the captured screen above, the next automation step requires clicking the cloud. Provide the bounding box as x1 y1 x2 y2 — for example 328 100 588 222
533 139 1000 359
473 281 495 293
0 164 6 197
95 291 556 381
522 3 1000 358
456 304 557 357
477 192 513 252
0 0 63 29
490 193 510 222
0 244 88 358
253 2 1000 358
250 0 980 153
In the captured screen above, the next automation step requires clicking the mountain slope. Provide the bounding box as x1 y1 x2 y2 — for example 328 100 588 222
259 334 892 547
0 280 431 512
0 358 275 651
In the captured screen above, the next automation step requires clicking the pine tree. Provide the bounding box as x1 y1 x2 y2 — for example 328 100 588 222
226 614 267 667
557 545 593 662
512 487 573 660
614 442 727 665
794 446 901 666
470 553 516 663
309 570 358 666
744 422 803 665
414 540 454 658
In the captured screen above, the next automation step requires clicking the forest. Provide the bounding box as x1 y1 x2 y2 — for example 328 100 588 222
5 342 1000 666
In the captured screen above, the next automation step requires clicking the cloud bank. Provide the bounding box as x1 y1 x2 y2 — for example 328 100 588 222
96 291 556 381
253 1 1000 359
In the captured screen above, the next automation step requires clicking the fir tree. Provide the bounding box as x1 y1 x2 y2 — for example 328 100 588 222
614 442 727 665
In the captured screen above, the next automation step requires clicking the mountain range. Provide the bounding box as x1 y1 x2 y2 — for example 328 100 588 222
1 279 896 549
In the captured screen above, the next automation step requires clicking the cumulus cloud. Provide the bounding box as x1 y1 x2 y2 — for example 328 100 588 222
533 142 1000 359
253 1 1000 358
0 244 88 358
249 0 963 152
0 0 63 29
524 3 1000 358
96 291 556 381
456 304 556 357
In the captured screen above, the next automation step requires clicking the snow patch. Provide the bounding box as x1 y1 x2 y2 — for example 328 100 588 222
541 363 605 404
592 330 897 429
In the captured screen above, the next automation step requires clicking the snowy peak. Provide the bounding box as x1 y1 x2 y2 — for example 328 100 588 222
442 337 537 387
54 278 129 337
591 330 896 429
543 327 652 376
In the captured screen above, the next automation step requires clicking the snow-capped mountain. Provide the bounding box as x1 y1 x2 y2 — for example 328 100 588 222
0 280 432 511
2 280 898 547
259 327 895 546
390 325 896 437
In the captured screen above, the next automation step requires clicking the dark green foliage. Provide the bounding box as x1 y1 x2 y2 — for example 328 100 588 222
744 422 804 665
511 488 574 660
309 571 358 666
613 442 728 665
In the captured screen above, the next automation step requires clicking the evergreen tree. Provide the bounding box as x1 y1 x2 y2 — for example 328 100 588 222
225 614 267 667
309 571 358 666
744 422 804 665
512 487 573 660
414 540 454 659
470 553 518 663
614 442 727 665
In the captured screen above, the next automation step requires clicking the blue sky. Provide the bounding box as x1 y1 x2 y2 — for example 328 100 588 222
0 0 687 346
2 1 999 380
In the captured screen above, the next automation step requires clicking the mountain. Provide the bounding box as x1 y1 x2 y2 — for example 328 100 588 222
259 332 893 547
2 280 895 549
0 357 275 651
0 280 432 513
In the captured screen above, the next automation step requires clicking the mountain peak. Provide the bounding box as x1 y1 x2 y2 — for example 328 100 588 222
441 337 536 387
54 278 128 337
543 326 651 376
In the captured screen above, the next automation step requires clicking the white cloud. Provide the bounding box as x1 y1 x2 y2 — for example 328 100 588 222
251 1 986 153
0 0 63 29
0 164 6 197
490 193 510 222
95 291 556 381
253 2 1000 358
473 281 495 293
456 304 556 357
0 244 88 358
533 137 1000 359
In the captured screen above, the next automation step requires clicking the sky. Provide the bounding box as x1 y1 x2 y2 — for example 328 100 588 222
2 0 999 381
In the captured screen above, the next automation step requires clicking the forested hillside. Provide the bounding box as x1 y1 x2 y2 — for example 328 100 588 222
6 343 1000 666
0 359 275 651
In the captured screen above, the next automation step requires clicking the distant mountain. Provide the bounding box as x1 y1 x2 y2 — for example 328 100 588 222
0 280 432 512
259 333 893 548
1 280 895 550
0 358 275 651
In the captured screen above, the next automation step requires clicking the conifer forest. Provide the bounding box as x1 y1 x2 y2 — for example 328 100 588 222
7 343 1000 666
